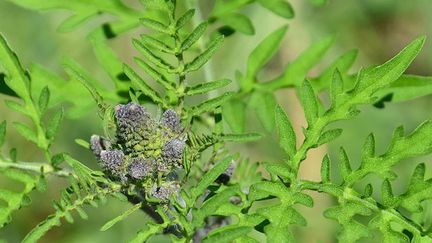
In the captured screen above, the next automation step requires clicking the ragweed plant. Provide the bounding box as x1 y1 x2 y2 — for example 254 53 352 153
1 0 432 242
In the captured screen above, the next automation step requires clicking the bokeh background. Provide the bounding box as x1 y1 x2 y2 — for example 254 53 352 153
1 0 432 242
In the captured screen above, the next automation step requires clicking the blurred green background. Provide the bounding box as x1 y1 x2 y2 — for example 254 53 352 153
1 0 432 242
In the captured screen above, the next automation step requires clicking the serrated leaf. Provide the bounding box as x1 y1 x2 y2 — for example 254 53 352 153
249 91 277 132
46 107 64 141
316 128 342 147
176 9 195 29
189 92 233 117
298 80 319 126
38 86 50 114
257 0 294 19
219 13 254 35
184 35 224 73
361 133 375 160
181 22 207 51
13 122 37 144
242 26 287 90
186 79 231 96
123 64 163 104
190 156 233 202
275 105 296 158
100 203 142 231
220 133 262 142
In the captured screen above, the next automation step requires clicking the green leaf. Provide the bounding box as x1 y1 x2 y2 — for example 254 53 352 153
249 91 277 132
185 79 231 96
123 64 163 104
324 202 372 242
46 107 64 141
320 155 331 183
129 223 165 243
313 49 357 91
38 86 50 115
222 98 246 133
242 26 287 91
176 9 195 29
189 92 233 117
220 133 262 142
181 22 207 51
75 138 90 149
351 37 426 98
257 0 294 19
13 122 37 144
329 69 344 108
190 156 233 202
140 17 172 34
0 121 6 147
134 57 172 91
268 36 334 89
400 163 432 213
316 128 342 147
298 80 319 126
275 105 296 158
5 100 27 115
100 203 142 231
0 34 31 100
375 74 432 103
339 147 351 181
184 35 224 73
141 35 173 53
203 226 253 243
132 39 173 70
219 13 254 35
381 179 399 208
345 121 432 185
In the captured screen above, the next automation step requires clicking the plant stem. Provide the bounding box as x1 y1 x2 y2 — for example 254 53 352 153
0 160 70 177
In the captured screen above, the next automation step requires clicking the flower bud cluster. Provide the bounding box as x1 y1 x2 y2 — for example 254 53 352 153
90 102 185 202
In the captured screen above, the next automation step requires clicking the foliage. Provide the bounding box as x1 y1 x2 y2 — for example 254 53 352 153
1 0 432 242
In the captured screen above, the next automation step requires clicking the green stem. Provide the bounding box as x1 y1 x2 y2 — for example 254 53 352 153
0 160 70 177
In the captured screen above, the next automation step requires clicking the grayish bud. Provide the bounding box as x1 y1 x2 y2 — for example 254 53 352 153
100 149 124 174
90 135 111 158
162 139 185 165
162 109 181 132
128 157 152 179
151 184 179 201
115 102 150 129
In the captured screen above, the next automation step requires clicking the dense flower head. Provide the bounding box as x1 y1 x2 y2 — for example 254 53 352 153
90 102 186 202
